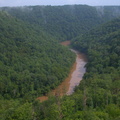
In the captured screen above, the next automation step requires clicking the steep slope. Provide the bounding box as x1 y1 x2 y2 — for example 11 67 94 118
2 5 120 41
72 17 120 70
0 11 75 99
70 17 120 119
0 5 120 120
32 17 120 120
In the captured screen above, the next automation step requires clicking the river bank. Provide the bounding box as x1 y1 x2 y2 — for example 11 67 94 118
37 41 87 102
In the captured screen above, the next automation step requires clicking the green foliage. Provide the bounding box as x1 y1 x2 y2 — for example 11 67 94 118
106 104 120 119
0 99 32 120
31 15 120 120
71 17 120 119
0 5 120 120
0 11 75 100
2 5 120 41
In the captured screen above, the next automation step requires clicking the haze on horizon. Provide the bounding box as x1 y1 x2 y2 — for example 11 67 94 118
0 0 120 7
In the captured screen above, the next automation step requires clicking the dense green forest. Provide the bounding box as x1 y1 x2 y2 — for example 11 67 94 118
0 5 120 120
0 11 75 100
1 5 120 41
31 17 120 120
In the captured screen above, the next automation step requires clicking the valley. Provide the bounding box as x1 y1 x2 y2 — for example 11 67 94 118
0 5 120 120
37 41 87 102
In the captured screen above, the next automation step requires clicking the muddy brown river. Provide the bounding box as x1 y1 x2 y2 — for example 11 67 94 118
37 41 87 102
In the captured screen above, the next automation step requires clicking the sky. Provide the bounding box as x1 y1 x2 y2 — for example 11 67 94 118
0 0 120 7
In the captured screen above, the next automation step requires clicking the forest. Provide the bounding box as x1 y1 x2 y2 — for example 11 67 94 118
1 5 120 41
0 10 75 99
0 5 120 120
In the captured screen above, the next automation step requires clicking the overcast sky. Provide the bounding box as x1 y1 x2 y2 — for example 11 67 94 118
0 0 120 7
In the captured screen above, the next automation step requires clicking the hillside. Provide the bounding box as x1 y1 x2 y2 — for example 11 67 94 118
0 5 120 120
72 17 120 70
70 17 120 119
0 11 75 100
2 5 120 41
32 17 120 120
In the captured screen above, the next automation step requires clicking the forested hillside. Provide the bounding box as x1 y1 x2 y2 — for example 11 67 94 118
27 17 120 120
2 5 120 41
71 17 120 119
0 11 75 100
0 5 120 120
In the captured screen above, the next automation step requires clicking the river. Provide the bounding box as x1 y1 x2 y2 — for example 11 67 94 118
37 41 87 102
